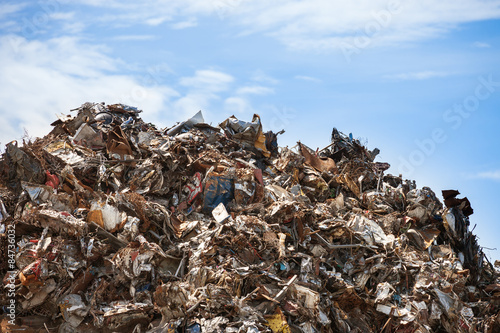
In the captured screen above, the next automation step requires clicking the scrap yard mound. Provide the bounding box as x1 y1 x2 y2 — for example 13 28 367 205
0 102 499 333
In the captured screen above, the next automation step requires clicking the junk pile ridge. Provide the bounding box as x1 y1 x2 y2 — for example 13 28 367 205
0 102 499 333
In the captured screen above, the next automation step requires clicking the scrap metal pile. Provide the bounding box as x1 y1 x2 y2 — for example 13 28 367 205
1 102 499 332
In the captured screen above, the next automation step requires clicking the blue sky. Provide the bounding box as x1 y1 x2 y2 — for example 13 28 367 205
1 0 500 260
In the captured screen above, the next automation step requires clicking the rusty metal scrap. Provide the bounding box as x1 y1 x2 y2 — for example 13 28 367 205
0 102 499 333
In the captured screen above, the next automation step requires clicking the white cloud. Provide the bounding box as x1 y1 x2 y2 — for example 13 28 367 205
0 20 17 30
172 70 236 118
236 86 274 95
74 1 213 29
473 41 491 48
114 34 157 41
474 170 500 181
224 97 254 114
230 0 500 51
384 71 450 81
49 12 75 20
0 3 26 19
69 0 500 52
145 17 168 26
61 21 86 34
0 35 178 145
180 69 234 92
71 0 128 8
6 36 116 77
295 75 322 83
171 18 198 29
173 94 215 118
251 70 279 84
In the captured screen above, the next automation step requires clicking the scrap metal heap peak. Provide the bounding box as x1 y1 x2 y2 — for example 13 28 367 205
0 102 499 333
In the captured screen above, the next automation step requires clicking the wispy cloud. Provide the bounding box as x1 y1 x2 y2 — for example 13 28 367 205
145 17 168 26
251 70 279 85
473 41 491 48
0 3 26 19
230 1 500 51
114 34 157 41
173 69 235 118
384 71 451 81
62 21 86 34
474 170 500 181
171 18 198 29
49 12 75 21
64 0 500 52
224 97 254 114
74 0 131 9
236 86 274 95
180 69 234 92
0 35 177 144
295 75 322 83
